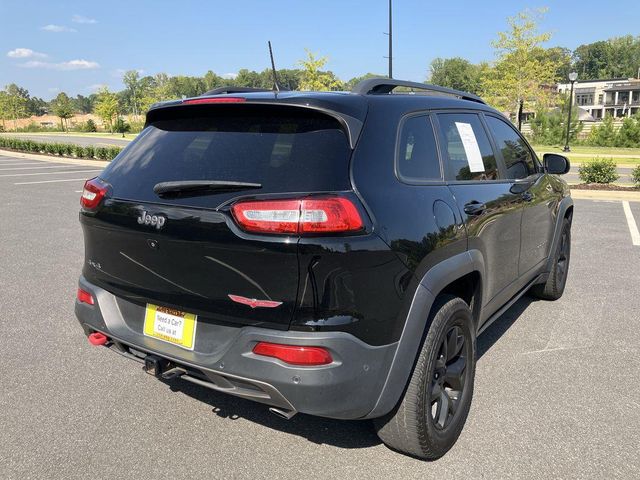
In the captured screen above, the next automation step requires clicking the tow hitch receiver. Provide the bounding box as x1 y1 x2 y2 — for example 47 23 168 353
143 355 186 380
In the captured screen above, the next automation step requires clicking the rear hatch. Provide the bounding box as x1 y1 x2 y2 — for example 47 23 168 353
80 102 355 329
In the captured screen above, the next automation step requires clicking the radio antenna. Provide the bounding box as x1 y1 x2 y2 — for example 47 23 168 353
268 41 280 93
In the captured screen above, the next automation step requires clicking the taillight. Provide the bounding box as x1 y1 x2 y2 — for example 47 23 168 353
77 288 94 305
231 197 364 235
182 97 246 104
80 177 108 210
253 342 333 366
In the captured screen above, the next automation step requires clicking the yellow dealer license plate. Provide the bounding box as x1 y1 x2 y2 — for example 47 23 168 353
143 304 197 350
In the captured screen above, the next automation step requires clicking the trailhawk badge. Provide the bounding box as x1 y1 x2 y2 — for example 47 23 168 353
228 294 282 309
138 211 166 230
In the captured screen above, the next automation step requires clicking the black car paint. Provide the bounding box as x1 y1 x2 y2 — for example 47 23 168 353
76 89 572 419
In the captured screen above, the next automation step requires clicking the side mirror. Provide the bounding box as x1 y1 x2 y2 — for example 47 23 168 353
543 153 570 175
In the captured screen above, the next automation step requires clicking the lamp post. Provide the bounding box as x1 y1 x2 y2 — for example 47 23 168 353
563 71 578 152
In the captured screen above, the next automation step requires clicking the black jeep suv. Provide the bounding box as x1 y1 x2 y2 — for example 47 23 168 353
75 78 572 459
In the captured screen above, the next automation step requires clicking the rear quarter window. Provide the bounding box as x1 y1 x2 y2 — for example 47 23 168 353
396 115 441 182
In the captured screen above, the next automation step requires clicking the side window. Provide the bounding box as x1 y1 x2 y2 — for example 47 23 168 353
396 115 441 181
485 115 536 179
437 113 498 181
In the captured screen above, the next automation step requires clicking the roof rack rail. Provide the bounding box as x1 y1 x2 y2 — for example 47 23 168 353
351 78 485 105
201 86 286 96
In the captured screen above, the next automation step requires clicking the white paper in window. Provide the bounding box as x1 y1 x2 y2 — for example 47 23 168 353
455 122 485 172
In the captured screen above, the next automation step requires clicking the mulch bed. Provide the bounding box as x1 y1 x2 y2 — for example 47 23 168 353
570 183 640 191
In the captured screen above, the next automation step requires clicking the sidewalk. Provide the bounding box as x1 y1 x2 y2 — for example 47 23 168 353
0 148 110 167
569 189 640 201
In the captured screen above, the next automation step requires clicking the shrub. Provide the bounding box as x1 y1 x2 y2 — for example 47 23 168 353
0 136 120 160
44 142 57 155
83 119 98 132
531 102 582 145
83 145 96 159
615 114 640 147
106 146 122 159
632 165 640 187
578 158 620 184
113 117 131 136
95 147 109 160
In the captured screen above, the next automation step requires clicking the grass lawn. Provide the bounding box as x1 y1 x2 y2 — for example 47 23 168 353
532 144 640 166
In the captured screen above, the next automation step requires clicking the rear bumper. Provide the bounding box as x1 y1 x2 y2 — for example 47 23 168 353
75 276 398 419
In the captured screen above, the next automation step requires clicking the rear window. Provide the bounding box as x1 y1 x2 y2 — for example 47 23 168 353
101 105 351 207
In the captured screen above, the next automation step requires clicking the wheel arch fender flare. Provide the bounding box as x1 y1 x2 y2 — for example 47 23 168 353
364 250 485 419
544 196 574 273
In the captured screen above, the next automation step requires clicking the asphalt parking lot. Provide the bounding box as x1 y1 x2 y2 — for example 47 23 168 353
1 153 638 479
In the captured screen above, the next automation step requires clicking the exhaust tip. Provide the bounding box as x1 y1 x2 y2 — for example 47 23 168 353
88 332 108 346
268 407 297 420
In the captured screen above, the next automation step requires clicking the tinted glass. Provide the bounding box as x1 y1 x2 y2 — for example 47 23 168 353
397 115 441 181
486 115 536 179
437 113 498 181
101 105 351 206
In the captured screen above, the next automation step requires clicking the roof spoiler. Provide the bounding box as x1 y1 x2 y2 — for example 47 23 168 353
201 86 289 96
352 77 485 105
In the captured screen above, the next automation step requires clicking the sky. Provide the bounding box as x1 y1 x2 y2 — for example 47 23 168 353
1 0 639 100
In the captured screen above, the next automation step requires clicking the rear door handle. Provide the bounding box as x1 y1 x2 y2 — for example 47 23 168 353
463 201 486 216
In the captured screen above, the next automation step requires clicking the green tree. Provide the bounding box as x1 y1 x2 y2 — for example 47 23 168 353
428 57 484 94
586 115 617 146
122 70 142 117
530 94 582 145
113 117 131 137
0 91 10 131
203 70 225 91
82 119 97 132
51 92 75 131
535 46 573 82
5 83 29 130
481 9 560 114
73 95 94 114
27 97 47 116
615 114 640 147
94 87 119 133
573 35 640 79
344 73 384 91
298 50 343 91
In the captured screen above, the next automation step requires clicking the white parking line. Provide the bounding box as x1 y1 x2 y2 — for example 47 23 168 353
14 178 90 185
0 165 85 171
622 201 640 246
0 169 100 178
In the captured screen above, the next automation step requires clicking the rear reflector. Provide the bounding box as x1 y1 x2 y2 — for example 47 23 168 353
182 97 246 104
252 342 333 366
231 197 363 235
88 332 108 346
77 288 94 305
80 177 108 210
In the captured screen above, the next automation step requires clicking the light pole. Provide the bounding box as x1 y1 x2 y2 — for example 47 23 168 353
383 0 393 78
563 71 578 152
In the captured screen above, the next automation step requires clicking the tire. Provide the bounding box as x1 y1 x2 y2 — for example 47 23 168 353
374 295 476 460
530 217 571 300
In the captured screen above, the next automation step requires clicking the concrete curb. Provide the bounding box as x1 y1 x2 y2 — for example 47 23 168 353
0 149 110 168
570 189 640 201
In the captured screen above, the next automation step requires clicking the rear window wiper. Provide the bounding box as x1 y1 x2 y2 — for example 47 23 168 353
153 180 262 197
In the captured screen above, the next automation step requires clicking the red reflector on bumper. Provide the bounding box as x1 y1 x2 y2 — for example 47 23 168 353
88 332 108 346
77 288 94 305
252 342 333 366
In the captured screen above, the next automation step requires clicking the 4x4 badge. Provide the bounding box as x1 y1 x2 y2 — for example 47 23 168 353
228 294 282 309
137 211 166 230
